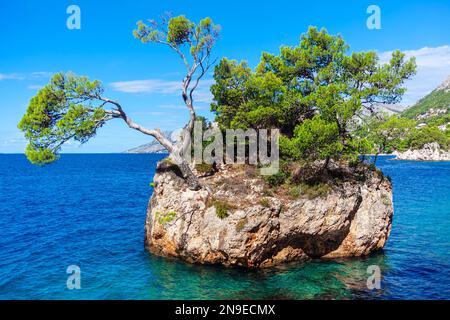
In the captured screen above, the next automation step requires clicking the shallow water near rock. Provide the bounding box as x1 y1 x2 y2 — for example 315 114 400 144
0 154 448 299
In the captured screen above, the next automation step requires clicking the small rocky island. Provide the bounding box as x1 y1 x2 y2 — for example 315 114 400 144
18 18 414 269
145 161 393 268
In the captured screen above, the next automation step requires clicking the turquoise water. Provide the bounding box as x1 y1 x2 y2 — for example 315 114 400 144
0 154 448 299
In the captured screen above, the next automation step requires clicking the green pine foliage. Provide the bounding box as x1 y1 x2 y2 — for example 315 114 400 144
18 73 107 165
362 114 416 154
155 211 177 224
407 126 450 149
19 15 220 167
211 27 417 166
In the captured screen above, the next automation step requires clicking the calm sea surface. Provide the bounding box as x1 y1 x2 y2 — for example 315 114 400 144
0 154 448 299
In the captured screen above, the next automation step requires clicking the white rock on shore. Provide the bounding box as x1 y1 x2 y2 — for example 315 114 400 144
393 142 450 161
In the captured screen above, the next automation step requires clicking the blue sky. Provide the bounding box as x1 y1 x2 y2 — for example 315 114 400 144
1 0 449 153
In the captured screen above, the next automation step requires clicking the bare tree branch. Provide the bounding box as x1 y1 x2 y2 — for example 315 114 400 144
97 96 175 152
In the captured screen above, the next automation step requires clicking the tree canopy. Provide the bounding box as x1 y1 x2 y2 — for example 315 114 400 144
407 125 450 150
18 14 220 190
361 113 416 162
211 27 417 165
18 73 108 164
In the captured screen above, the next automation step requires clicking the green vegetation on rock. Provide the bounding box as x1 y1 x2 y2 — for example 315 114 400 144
155 210 177 224
214 200 231 219
212 27 416 170
361 114 416 160
211 27 416 186
402 87 450 120
407 126 450 150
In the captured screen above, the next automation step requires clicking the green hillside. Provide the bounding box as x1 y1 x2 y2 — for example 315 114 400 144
402 77 450 122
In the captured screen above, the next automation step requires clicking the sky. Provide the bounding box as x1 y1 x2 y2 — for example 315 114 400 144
1 0 449 153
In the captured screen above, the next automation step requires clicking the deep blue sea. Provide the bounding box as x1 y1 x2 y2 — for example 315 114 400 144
0 154 448 299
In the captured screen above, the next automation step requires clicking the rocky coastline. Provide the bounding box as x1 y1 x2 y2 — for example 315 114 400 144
393 142 450 161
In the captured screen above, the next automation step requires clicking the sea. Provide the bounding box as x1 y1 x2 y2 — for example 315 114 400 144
0 154 448 299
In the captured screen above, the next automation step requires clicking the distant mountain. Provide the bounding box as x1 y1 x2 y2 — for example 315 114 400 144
371 103 407 114
124 130 181 154
124 140 168 154
402 75 450 121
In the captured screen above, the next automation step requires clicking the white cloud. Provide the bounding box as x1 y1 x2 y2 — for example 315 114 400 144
0 132 26 148
0 71 53 82
0 73 25 80
31 71 53 79
379 45 450 105
109 78 215 101
153 104 186 110
193 89 213 104
131 111 168 116
109 79 181 94
27 84 44 90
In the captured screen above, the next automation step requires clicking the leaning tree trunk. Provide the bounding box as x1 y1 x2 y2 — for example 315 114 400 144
322 156 331 172
373 145 383 166
169 148 201 191
177 159 201 190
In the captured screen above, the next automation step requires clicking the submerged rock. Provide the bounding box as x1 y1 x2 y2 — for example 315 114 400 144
144 162 393 268
393 142 450 161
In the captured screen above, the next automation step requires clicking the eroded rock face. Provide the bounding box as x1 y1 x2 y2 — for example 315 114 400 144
393 142 450 161
145 162 393 268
